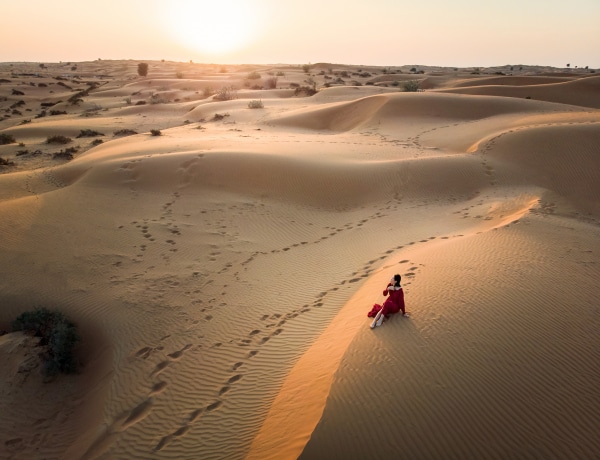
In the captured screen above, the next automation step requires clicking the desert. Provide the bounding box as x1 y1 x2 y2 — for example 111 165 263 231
1 60 599 460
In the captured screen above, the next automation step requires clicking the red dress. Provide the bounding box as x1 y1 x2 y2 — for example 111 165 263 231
367 283 405 317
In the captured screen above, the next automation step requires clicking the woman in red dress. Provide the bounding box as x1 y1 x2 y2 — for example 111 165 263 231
368 274 407 326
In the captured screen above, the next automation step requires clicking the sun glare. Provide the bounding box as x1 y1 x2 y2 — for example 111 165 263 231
164 0 261 55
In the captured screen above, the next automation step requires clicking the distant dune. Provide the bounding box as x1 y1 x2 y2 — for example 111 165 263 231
1 61 598 460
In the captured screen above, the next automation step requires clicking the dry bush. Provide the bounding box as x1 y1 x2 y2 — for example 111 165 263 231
248 99 264 109
265 77 278 89
213 86 237 101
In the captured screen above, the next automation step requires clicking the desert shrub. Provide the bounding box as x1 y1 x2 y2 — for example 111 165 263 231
246 71 261 80
135 101 146 106
402 80 420 92
49 110 67 116
76 129 104 138
203 86 214 98
0 157 15 166
53 147 78 160
302 64 311 73
176 72 184 79
211 113 229 121
47 135 72 144
248 99 264 109
213 86 236 101
150 129 162 136
276 71 285 76
11 308 80 376
124 97 132 105
113 129 138 136
38 83 48 87
0 133 16 145
391 80 400 87
150 93 169 104
293 86 317 97
138 62 149 77
12 89 25 96
265 76 278 89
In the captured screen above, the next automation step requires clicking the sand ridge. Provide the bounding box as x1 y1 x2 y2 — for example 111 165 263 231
1 61 599 459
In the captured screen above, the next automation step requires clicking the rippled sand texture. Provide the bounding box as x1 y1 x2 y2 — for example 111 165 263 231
0 61 599 459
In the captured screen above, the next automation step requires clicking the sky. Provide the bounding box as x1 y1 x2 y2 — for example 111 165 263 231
1 0 599 68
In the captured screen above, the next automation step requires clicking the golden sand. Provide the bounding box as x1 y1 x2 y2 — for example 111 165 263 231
1 61 599 459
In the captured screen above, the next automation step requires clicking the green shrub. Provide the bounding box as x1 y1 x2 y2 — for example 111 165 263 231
0 133 16 145
11 308 80 376
402 80 420 92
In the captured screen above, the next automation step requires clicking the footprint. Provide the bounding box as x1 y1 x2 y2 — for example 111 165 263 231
135 347 153 359
150 361 170 377
206 401 222 412
219 385 230 395
115 398 154 431
150 381 168 395
228 374 242 384
188 408 204 423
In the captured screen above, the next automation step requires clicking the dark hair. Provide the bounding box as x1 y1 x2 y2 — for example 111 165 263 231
394 274 401 286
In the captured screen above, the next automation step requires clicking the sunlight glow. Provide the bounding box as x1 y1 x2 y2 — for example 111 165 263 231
164 0 261 55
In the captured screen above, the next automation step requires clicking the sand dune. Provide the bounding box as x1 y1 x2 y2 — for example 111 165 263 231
1 61 599 460
437 75 600 109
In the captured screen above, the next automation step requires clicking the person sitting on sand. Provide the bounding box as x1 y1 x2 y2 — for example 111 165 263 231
368 274 407 325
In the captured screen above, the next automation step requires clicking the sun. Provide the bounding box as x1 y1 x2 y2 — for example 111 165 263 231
164 0 261 55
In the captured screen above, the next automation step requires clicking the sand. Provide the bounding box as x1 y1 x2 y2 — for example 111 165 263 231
1 61 599 459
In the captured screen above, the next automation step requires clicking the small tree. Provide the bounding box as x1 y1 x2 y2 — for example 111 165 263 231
138 62 149 77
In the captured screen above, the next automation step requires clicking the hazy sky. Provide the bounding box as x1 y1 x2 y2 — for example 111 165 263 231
1 0 599 68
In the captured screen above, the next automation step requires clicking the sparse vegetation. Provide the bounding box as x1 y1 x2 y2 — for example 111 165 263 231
150 129 162 136
246 71 261 80
265 76 278 89
11 308 80 377
53 147 78 160
138 62 149 77
46 135 72 144
402 80 420 92
150 93 169 104
0 157 15 166
248 99 264 109
213 86 237 101
176 72 184 79
113 129 138 137
76 129 104 138
0 133 16 145
211 113 230 121
91 139 104 146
